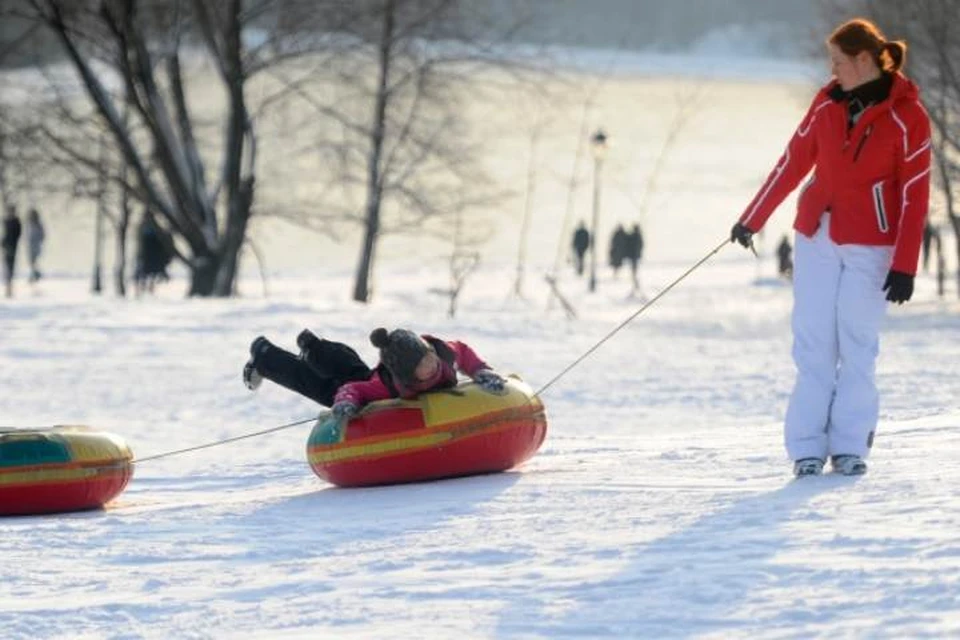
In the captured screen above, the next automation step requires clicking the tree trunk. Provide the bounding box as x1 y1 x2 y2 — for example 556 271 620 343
188 202 249 298
213 182 253 297
113 217 129 297
353 215 378 302
933 143 960 299
189 254 220 296
513 125 540 299
352 0 394 304
935 233 945 298
114 124 132 297
950 216 960 299
0 129 8 209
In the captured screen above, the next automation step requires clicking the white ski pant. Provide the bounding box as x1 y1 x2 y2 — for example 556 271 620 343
784 214 893 461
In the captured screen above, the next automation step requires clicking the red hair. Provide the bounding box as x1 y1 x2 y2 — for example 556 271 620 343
828 18 906 72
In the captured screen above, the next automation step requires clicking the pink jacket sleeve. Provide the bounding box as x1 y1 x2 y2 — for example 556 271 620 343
333 373 392 407
445 340 490 377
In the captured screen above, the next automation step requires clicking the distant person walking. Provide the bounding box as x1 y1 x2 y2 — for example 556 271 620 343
623 223 644 292
729 18 930 478
2 205 22 298
571 221 590 276
134 213 174 296
608 224 627 277
776 235 793 279
26 208 45 283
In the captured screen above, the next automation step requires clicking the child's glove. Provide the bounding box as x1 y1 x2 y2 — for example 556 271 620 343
472 369 506 393
331 401 358 421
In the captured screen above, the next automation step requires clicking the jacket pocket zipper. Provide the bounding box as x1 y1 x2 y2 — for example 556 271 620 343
872 181 889 232
853 124 873 162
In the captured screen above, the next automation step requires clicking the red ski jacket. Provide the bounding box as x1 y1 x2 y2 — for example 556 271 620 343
739 73 931 275
333 337 489 408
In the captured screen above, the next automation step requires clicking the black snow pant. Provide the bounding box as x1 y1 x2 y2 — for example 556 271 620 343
256 338 373 407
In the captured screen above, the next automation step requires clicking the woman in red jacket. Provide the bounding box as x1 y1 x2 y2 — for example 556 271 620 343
730 18 931 478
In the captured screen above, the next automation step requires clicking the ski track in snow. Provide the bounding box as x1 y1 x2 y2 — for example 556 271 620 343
2 261 960 639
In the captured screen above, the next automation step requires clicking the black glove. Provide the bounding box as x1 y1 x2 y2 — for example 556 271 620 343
882 270 914 304
730 222 754 249
472 369 506 393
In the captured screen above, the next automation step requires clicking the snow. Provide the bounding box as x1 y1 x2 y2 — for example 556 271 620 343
3 31 960 639
3 254 960 638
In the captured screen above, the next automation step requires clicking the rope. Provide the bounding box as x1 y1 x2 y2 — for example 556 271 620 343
132 414 323 464
134 238 729 464
533 237 729 397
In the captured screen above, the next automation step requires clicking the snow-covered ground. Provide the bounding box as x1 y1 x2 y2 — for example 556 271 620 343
2 253 960 638
3 26 960 638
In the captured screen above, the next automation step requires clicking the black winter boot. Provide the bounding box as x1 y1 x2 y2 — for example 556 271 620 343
242 336 272 391
296 329 322 361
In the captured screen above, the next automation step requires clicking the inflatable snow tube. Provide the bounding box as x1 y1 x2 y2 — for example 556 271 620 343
0 426 134 516
307 376 547 487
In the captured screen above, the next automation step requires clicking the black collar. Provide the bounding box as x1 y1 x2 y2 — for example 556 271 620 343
828 73 893 105
849 73 893 105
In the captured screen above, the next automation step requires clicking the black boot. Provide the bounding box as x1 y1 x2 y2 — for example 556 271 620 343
300 332 372 383
251 335 272 357
254 337 341 406
296 329 322 361
242 336 272 391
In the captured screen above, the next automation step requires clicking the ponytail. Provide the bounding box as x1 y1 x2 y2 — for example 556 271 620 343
881 40 907 72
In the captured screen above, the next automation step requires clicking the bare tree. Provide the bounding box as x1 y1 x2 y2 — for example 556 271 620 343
288 0 539 303
510 97 549 301
545 89 595 315
0 114 10 210
444 204 480 317
0 94 39 215
5 0 541 300
114 98 134 296
6 0 348 296
1 72 136 295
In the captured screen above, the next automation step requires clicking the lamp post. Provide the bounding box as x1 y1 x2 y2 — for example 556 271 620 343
588 128 608 293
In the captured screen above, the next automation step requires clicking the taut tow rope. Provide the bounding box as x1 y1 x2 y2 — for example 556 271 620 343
132 416 320 464
534 238 729 396
135 238 730 464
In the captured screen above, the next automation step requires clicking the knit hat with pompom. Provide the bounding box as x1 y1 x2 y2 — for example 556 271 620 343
370 327 430 386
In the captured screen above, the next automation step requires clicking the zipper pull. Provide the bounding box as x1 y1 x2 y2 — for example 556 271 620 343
853 124 873 161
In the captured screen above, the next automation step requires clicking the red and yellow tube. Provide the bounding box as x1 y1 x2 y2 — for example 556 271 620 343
307 376 548 487
0 426 134 516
